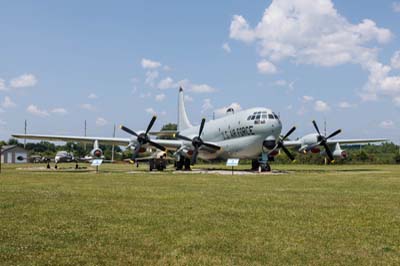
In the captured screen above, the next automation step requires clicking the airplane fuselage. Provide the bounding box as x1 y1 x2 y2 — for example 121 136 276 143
179 107 282 160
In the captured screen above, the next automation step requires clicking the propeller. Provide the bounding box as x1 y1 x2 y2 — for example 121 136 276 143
312 120 342 162
176 118 220 165
120 116 166 160
268 126 297 161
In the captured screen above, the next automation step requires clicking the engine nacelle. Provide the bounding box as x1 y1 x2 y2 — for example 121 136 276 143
310 147 321 154
333 149 347 158
332 143 347 158
90 148 103 158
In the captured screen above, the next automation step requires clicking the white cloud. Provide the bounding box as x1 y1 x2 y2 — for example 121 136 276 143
160 110 167 116
190 84 216 93
155 93 166 102
0 79 6 91
27 104 49 117
88 93 98 99
394 97 400 106
230 0 400 104
96 117 108 127
392 2 400 12
230 1 391 64
314 100 330 112
214 102 242 117
139 92 151 98
51 108 68 115
163 65 172 71
145 107 156 115
302 95 314 102
379 120 394 129
257 60 277 74
145 71 159 87
80 103 96 111
338 101 354 109
141 58 161 69
274 80 287 86
201 99 213 113
230 15 256 43
222 42 231 53
391 50 400 69
158 77 176 90
184 95 194 102
1 96 16 108
10 74 38 88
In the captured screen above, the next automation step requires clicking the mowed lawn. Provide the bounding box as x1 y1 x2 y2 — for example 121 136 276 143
0 163 399 265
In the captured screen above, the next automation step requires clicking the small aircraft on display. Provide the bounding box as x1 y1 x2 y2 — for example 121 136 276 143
12 88 387 172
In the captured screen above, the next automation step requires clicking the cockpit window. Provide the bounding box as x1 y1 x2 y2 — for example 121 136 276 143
262 114 267 119
268 114 274 119
273 112 279 119
251 115 256 120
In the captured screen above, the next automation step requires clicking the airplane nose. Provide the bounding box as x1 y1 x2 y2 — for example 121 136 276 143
263 136 276 150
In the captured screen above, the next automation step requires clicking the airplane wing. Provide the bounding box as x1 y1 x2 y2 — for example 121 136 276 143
149 130 177 138
326 138 388 145
12 134 130 146
282 140 303 148
151 139 185 150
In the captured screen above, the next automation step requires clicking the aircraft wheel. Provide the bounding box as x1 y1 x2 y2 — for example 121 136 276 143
264 163 271 172
251 159 259 171
184 158 191 171
176 157 184 170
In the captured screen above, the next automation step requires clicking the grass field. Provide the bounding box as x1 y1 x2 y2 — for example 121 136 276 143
1 163 399 265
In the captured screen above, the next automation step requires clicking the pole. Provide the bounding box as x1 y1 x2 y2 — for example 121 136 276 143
24 119 27 149
84 120 87 151
111 124 116 162
0 144 2 174
232 166 233 175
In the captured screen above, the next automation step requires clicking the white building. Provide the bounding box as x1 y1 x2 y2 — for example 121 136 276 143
1 145 28 164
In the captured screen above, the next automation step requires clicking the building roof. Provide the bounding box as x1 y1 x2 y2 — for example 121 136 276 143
1 145 27 153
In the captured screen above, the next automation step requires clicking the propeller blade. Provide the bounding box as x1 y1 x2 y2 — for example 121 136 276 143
282 126 296 141
202 142 221 151
326 129 342 140
176 133 193 142
281 145 295 161
148 140 166 151
146 116 157 134
131 145 141 160
120 125 138 137
322 142 334 162
312 120 321 136
191 149 199 165
198 118 206 136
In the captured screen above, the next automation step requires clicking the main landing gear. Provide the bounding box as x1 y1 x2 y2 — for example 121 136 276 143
251 153 272 172
175 156 191 171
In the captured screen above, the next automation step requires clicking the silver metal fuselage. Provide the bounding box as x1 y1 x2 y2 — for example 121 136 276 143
178 107 282 160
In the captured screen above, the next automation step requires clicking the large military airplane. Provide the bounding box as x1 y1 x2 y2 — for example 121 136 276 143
12 88 387 171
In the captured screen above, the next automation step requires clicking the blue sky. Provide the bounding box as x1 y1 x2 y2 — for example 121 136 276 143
1 0 400 142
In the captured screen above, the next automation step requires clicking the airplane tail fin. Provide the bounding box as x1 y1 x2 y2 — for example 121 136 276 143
178 87 192 131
